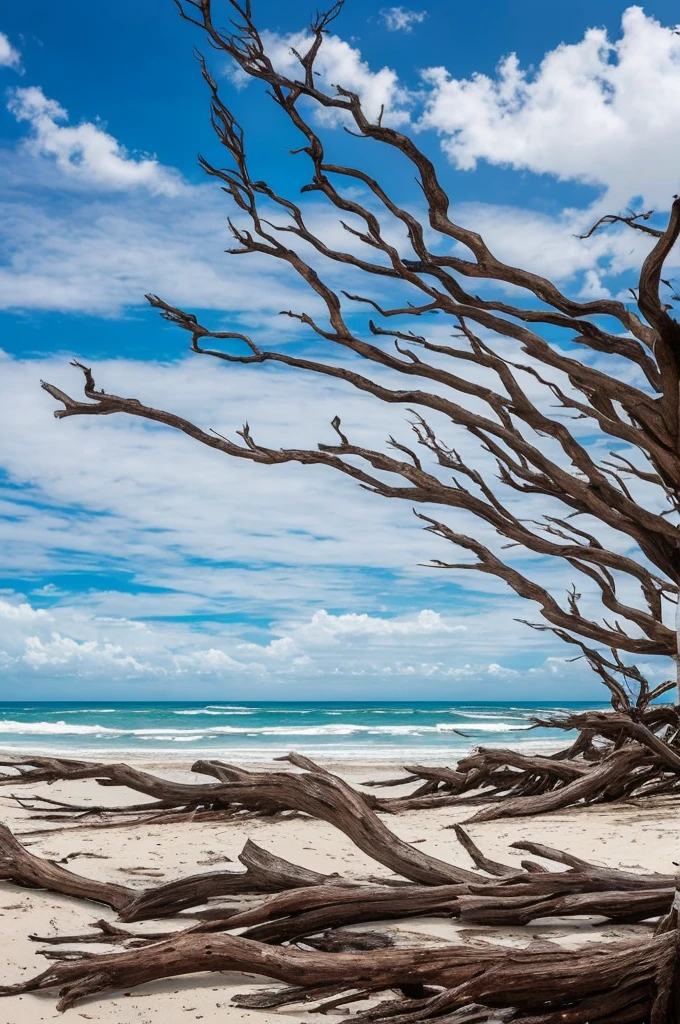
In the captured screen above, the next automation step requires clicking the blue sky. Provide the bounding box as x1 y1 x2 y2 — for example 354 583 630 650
0 1 678 700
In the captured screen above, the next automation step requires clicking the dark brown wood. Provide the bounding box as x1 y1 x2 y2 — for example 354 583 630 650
3 923 678 1019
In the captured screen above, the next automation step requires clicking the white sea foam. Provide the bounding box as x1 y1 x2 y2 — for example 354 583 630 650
53 708 119 714
0 720 127 736
0 736 570 761
457 722 532 732
0 719 533 739
173 710 255 716
453 710 526 721
203 705 252 711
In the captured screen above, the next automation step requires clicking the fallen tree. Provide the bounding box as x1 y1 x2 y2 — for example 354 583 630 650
2 777 679 927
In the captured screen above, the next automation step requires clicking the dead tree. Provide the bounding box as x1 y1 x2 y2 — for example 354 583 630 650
40 1 680 709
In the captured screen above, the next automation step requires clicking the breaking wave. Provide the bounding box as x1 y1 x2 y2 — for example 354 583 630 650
0 719 532 739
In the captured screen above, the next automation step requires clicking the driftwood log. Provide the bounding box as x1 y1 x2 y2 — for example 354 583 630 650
4 817 679 930
3 918 680 1020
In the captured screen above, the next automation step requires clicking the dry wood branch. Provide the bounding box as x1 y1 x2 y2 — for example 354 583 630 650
464 744 650 822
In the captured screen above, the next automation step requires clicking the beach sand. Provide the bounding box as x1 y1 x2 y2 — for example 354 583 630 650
1 758 678 1023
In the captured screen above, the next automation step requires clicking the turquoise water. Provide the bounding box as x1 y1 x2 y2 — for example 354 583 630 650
0 701 608 762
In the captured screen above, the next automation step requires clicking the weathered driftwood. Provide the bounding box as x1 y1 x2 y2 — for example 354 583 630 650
3 922 679 1020
3 757 483 884
0 822 132 911
361 729 680 821
1 823 346 920
0 753 465 822
4 806 680 933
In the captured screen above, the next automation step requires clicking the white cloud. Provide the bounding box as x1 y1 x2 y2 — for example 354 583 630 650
22 633 152 673
293 608 467 643
0 183 320 316
173 649 263 675
445 200 669 287
0 591 589 693
1 45 673 319
7 86 183 195
0 30 21 70
380 7 428 33
0 337 669 671
418 6 680 208
487 662 520 677
0 598 49 623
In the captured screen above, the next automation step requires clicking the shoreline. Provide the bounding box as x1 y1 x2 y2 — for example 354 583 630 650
0 700 606 770
0 744 567 775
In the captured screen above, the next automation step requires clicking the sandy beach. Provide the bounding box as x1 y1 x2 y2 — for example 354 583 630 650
0 757 678 1023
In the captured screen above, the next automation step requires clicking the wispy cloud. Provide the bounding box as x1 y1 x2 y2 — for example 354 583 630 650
0 342 666 697
379 7 428 33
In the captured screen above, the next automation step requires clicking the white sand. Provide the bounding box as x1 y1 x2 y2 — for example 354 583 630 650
1 758 679 1023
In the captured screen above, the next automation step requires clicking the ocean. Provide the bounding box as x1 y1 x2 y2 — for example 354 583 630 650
0 700 608 763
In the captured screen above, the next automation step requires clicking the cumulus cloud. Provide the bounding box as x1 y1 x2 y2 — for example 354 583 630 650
418 6 680 208
7 86 183 195
293 608 467 643
0 30 21 70
225 6 680 209
173 649 264 675
0 591 594 695
379 7 428 33
0 598 49 623
22 633 152 673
